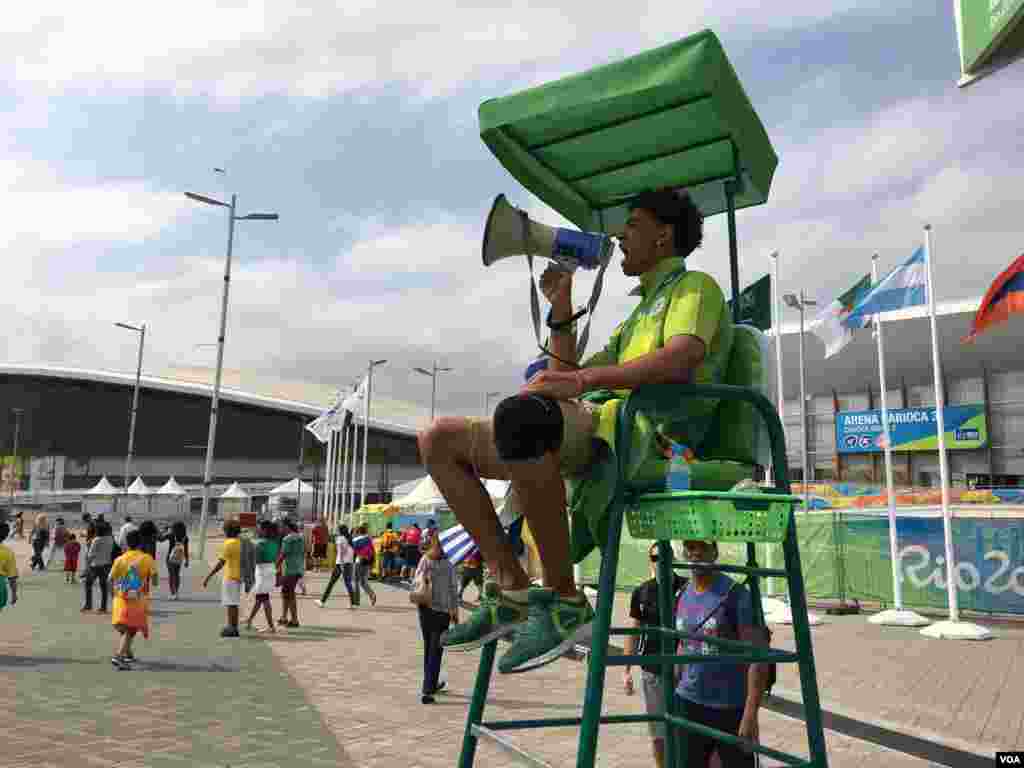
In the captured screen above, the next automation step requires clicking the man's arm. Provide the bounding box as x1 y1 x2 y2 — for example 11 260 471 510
580 334 705 391
737 624 771 744
203 559 225 588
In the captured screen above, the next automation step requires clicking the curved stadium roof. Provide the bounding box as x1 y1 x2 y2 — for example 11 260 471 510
0 363 425 438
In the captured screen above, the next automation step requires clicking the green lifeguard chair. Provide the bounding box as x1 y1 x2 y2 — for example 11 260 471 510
461 30 829 768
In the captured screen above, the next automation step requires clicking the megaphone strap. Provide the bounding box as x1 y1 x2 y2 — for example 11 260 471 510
522 208 611 368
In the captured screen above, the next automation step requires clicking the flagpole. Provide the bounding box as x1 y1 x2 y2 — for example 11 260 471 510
336 423 347 527
919 226 991 640
331 429 341 527
324 426 335 524
869 253 930 627
360 366 371 512
342 418 352 524
767 251 784 602
347 419 357 522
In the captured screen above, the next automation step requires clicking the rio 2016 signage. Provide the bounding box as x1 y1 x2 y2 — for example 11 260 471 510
835 404 987 454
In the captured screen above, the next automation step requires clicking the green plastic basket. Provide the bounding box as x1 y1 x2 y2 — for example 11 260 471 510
625 491 798 542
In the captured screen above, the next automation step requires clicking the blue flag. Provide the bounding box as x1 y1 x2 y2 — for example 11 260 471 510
843 247 927 330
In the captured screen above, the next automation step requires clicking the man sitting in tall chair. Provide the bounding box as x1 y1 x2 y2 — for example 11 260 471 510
418 188 734 673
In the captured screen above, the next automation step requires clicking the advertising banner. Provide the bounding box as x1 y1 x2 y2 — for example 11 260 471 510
835 404 986 454
843 515 1024 615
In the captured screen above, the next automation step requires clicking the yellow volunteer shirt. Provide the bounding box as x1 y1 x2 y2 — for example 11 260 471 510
582 256 733 449
0 544 18 578
220 538 242 581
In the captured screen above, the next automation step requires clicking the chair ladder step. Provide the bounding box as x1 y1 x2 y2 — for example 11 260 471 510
471 725 555 768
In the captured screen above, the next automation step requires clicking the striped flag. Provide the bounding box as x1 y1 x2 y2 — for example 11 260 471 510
807 274 871 358
439 524 479 566
843 247 927 330
962 253 1024 342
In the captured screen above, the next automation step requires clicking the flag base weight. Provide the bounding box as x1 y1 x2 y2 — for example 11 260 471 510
767 605 825 626
919 620 993 641
762 597 788 616
868 608 931 627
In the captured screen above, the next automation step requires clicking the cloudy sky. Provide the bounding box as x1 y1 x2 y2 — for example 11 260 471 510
3 1 1023 421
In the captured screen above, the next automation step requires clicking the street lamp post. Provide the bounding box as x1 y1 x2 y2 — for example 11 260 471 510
7 408 24 519
185 189 278 560
360 359 388 511
413 362 453 422
483 391 502 417
782 291 817 513
115 322 147 495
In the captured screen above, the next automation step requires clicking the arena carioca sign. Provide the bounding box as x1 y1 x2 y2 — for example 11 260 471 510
835 404 987 453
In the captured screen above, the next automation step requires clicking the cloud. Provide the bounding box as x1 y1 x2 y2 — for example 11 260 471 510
0 153 188 250
4 1 898 102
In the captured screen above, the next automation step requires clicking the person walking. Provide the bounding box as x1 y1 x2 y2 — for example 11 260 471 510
137 520 159 560
414 534 459 704
50 517 68 571
276 519 305 628
350 525 376 607
202 519 243 638
317 524 355 608
160 521 190 600
109 528 159 669
400 523 423 581
83 521 116 613
245 519 279 633
29 513 49 571
63 534 81 584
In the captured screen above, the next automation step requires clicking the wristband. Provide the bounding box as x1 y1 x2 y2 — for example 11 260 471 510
546 307 586 331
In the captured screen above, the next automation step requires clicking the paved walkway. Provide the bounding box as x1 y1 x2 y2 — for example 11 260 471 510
4 533 1021 767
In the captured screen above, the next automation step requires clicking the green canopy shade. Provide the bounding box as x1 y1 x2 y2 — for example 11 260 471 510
478 30 777 235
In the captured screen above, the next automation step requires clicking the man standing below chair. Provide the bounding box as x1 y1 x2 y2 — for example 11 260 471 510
673 539 769 768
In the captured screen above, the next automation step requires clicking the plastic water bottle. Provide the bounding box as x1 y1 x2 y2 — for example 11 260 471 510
666 442 693 492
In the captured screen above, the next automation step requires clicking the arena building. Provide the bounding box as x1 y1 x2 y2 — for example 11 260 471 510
0 364 426 509
773 295 1024 490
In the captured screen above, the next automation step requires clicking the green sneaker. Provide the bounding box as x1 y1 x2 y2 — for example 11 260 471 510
440 581 529 652
498 588 595 674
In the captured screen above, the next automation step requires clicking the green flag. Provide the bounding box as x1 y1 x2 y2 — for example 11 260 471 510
727 274 772 330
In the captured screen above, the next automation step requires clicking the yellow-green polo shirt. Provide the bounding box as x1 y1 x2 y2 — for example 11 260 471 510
582 256 734 452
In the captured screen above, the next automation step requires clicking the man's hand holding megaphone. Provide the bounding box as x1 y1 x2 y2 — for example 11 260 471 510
521 265 590 402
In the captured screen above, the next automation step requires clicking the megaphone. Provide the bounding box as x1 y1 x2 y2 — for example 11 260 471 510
482 194 614 272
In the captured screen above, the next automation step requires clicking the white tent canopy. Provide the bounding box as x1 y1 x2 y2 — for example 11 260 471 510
268 477 315 518
86 476 122 496
82 475 121 519
153 476 190 522
269 478 316 496
155 477 188 496
218 482 250 520
392 476 510 513
125 477 152 495
123 476 152 518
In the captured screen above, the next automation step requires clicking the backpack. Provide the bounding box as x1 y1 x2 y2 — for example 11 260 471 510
169 542 186 565
720 582 777 696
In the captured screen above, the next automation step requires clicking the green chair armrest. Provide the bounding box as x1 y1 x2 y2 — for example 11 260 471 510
615 383 792 494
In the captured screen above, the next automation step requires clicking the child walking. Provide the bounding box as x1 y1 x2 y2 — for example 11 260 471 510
109 528 158 669
202 519 243 638
245 519 279 633
64 534 81 584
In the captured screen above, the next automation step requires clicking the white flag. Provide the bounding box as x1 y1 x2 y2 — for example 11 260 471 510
342 376 368 415
306 391 345 443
